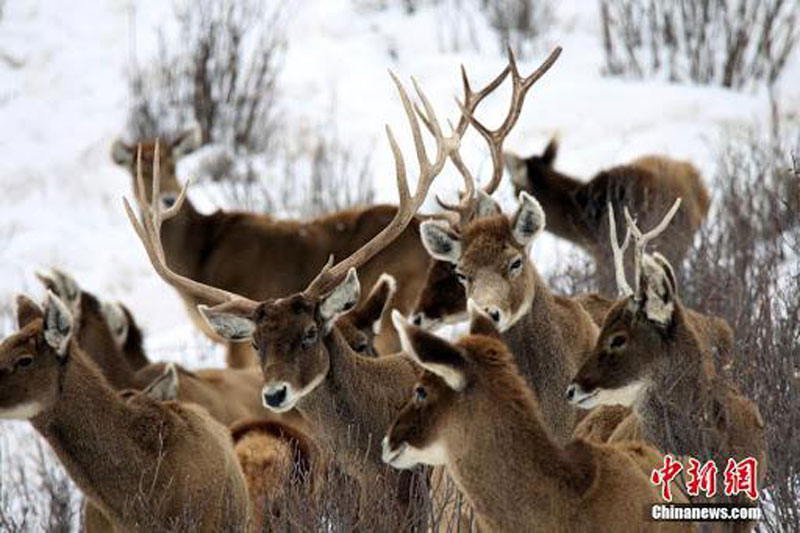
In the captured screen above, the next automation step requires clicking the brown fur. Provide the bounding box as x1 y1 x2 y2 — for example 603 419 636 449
3 296 250 532
385 322 691 532
571 296 766 518
508 141 709 292
429 213 599 442
249 292 422 515
230 418 320 532
112 137 432 366
335 274 396 357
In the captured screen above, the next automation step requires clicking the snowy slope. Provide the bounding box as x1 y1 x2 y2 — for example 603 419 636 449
0 0 796 362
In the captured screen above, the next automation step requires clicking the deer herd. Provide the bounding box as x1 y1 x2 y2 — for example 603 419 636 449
0 46 767 532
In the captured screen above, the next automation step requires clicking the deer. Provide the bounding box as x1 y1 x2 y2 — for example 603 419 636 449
566 202 766 521
112 126 433 369
230 418 321 532
505 138 710 292
123 50 562 519
1 293 251 532
382 304 693 533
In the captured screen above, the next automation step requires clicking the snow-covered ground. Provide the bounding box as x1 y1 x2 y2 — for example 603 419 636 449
0 0 798 523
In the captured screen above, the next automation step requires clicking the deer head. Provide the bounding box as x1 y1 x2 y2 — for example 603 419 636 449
410 260 467 329
420 191 545 331
382 302 507 469
567 200 682 410
415 48 561 332
111 127 202 209
0 293 74 420
124 69 467 413
504 137 558 194
337 273 397 357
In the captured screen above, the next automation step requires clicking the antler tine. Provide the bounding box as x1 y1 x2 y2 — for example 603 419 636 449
124 143 259 315
623 198 682 298
462 46 562 196
415 64 511 227
608 203 633 298
303 73 458 297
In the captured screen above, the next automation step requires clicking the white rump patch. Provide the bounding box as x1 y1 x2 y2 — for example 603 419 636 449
0 402 44 420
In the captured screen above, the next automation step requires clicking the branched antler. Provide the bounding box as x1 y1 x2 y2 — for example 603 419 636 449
607 203 633 298
623 198 682 299
123 143 260 315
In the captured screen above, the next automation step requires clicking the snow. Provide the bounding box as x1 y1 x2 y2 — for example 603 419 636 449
0 0 798 524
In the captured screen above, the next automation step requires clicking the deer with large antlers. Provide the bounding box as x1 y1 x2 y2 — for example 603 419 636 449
383 306 692 533
567 202 766 522
416 47 602 443
505 138 710 292
125 52 560 518
0 293 250 531
112 125 434 368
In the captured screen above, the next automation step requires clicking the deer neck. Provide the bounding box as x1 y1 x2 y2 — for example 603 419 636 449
445 391 593 530
637 307 715 456
30 346 152 521
296 329 416 467
158 198 207 277
502 273 577 442
527 168 590 246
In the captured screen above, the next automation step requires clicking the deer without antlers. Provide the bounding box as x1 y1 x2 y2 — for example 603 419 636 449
383 306 692 533
1 293 250 532
505 139 710 292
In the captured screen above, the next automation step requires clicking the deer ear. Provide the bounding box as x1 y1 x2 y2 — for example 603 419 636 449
144 363 180 401
354 273 396 335
320 268 361 330
49 269 81 313
171 126 202 158
43 292 73 357
101 301 129 348
504 152 528 190
542 138 558 166
467 299 502 339
198 305 255 342
511 191 545 246
111 139 134 166
16 295 43 329
392 310 467 390
639 253 676 325
475 190 502 218
420 220 462 264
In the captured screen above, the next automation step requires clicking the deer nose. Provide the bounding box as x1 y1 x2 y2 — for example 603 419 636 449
263 385 288 409
484 307 501 323
565 384 576 402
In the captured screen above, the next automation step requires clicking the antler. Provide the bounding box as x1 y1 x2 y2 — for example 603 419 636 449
607 203 633 298
123 143 260 315
302 73 460 297
623 198 682 299
422 47 562 227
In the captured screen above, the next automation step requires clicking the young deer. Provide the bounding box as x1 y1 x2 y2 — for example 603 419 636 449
1 294 250 531
383 305 691 533
505 139 710 292
125 51 562 517
112 127 432 367
567 205 766 513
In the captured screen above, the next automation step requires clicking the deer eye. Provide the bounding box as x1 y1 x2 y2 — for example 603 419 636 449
414 386 427 402
15 356 34 369
302 325 318 346
508 256 524 276
609 333 627 350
